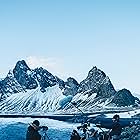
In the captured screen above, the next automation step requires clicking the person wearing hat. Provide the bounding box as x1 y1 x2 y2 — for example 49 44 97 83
26 120 42 140
109 114 122 140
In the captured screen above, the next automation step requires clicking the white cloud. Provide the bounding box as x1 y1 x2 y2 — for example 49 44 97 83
26 56 68 80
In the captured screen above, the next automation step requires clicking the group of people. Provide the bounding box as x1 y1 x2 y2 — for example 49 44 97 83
26 114 122 140
70 114 122 140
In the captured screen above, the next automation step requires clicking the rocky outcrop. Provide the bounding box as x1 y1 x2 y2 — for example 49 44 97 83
78 66 116 97
13 60 38 89
110 89 139 107
33 67 57 92
63 77 79 96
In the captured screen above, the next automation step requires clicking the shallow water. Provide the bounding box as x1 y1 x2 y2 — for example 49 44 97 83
0 117 79 140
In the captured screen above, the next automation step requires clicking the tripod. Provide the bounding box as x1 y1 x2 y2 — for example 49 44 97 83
41 127 50 140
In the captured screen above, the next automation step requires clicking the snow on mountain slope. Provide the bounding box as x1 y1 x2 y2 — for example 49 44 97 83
0 85 65 114
62 91 113 113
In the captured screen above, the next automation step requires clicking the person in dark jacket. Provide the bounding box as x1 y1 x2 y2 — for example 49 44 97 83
26 120 41 140
109 114 122 140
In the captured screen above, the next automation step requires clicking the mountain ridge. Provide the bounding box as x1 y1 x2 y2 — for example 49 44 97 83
0 60 139 114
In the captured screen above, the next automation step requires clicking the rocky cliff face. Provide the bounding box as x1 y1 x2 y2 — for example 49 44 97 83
63 77 79 96
13 60 38 89
33 67 58 92
110 89 140 107
78 66 116 98
13 60 66 93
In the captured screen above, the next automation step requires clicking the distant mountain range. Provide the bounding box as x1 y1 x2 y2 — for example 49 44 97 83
0 60 139 114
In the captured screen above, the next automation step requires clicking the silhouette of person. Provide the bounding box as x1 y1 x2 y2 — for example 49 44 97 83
26 120 41 140
109 114 122 140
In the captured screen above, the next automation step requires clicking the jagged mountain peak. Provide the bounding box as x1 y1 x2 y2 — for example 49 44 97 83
0 60 67 97
87 66 106 79
62 67 118 113
78 66 116 97
14 60 31 72
34 67 56 81
13 60 38 90
12 60 65 92
12 60 37 89
82 66 108 87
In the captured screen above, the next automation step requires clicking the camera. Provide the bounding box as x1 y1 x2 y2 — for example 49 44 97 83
41 126 48 131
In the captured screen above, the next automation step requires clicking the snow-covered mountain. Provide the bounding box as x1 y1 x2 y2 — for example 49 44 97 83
0 85 67 113
0 60 139 114
12 60 65 91
0 70 25 100
62 67 139 113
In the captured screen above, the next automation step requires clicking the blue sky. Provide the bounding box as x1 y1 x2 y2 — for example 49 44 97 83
0 0 140 94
